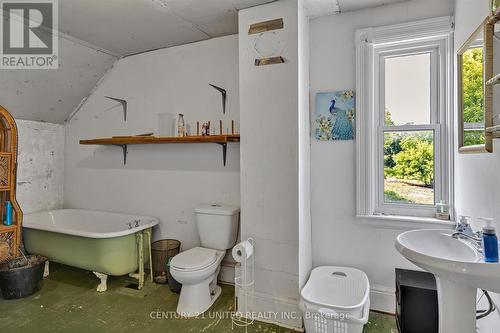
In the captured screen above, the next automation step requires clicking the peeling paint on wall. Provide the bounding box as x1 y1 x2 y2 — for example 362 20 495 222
16 120 65 214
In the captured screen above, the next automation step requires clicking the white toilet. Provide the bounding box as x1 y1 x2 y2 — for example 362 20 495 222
170 204 240 317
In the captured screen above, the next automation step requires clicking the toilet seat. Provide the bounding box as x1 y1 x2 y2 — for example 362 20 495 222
170 247 217 271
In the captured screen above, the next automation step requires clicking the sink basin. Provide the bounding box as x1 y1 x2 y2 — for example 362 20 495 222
397 229 479 261
396 229 500 292
396 229 500 333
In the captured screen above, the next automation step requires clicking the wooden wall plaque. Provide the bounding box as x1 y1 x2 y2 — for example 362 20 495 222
254 56 285 66
248 18 284 34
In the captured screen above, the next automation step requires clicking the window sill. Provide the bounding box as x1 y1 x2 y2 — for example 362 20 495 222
356 214 456 230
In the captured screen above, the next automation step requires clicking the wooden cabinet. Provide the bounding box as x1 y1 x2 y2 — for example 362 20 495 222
0 105 23 262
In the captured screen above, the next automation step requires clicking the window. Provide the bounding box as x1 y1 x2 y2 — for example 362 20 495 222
356 17 454 220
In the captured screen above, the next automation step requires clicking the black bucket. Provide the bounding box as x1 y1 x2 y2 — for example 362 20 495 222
0 255 47 299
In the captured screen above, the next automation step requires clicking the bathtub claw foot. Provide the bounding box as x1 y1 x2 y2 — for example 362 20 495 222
128 272 144 290
43 261 49 278
93 272 108 292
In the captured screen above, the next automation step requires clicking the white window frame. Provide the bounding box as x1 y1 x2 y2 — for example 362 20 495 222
356 17 454 222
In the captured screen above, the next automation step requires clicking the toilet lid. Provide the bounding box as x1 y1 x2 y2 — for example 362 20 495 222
170 247 218 270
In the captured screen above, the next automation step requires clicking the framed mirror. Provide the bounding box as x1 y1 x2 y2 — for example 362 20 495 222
457 18 493 153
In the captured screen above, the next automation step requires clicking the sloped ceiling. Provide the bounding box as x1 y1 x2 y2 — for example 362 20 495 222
0 0 276 124
58 0 276 56
1 0 276 124
0 35 117 123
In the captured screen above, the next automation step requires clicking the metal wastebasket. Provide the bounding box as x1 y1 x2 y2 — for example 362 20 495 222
151 239 180 284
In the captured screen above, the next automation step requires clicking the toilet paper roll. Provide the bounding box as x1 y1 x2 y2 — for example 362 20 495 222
232 240 254 263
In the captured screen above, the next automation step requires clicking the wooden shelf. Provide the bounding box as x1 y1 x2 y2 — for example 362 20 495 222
80 134 240 166
80 134 240 145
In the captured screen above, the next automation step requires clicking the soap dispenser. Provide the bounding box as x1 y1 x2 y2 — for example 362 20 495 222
480 218 499 263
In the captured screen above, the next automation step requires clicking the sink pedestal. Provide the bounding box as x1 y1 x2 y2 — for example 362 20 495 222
436 277 477 333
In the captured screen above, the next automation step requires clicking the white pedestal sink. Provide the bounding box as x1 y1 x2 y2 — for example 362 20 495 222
395 229 500 333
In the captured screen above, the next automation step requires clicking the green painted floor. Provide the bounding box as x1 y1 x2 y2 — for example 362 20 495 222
0 263 398 333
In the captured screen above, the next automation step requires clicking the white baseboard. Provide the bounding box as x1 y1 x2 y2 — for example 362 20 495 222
236 288 304 331
370 285 395 314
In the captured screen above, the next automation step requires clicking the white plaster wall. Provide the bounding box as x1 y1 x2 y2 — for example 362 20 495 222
454 0 500 331
298 0 312 291
239 0 303 328
309 0 454 312
16 120 65 214
64 35 240 253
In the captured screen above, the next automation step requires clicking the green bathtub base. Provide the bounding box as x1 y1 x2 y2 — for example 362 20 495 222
23 229 151 277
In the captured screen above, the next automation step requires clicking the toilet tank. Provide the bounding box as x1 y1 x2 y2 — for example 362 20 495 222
195 204 240 250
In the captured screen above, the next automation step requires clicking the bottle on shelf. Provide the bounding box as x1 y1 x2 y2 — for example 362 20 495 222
435 200 450 220
177 114 185 137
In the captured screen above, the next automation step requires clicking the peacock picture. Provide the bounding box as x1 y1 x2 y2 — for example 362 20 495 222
315 91 355 141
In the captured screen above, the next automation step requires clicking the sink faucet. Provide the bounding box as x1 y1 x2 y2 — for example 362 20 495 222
451 232 483 253
453 216 483 252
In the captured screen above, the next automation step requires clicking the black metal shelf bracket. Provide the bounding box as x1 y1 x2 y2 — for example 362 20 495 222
105 96 127 121
216 142 228 166
209 84 227 114
114 144 128 165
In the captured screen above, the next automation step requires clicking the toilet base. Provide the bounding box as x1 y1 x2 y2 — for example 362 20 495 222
210 285 222 309
176 277 222 317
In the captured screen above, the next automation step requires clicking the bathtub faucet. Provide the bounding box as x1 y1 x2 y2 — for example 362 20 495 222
127 220 141 229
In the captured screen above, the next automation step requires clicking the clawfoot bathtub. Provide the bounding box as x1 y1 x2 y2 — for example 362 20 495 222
23 209 158 292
